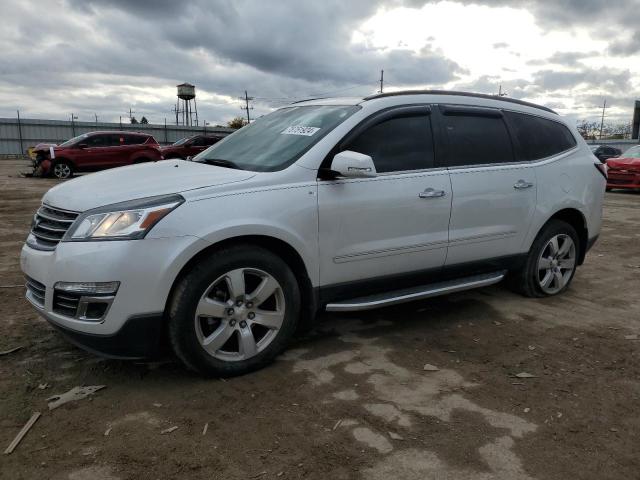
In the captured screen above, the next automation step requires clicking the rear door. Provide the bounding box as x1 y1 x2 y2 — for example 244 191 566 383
318 106 452 288
436 105 537 266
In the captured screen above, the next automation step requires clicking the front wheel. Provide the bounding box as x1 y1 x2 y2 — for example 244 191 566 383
511 220 579 298
168 245 300 377
52 161 73 179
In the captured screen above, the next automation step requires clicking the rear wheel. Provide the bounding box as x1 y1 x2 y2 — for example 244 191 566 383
168 245 300 377
512 220 579 297
52 161 73 179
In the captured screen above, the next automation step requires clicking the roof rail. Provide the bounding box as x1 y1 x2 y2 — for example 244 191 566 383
363 90 557 114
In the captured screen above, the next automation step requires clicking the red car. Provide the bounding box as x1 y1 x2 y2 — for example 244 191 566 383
160 134 226 159
33 131 162 179
606 145 640 191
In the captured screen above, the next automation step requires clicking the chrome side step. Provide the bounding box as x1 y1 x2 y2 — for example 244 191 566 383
325 271 506 312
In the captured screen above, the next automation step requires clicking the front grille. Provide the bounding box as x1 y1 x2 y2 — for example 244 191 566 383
25 276 46 307
53 290 81 317
28 204 80 251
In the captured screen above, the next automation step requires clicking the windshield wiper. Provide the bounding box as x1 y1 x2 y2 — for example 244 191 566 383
200 158 243 170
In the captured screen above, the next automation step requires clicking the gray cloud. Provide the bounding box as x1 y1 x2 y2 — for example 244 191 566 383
0 0 637 126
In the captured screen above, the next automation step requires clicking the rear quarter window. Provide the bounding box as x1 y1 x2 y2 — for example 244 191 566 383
505 111 577 161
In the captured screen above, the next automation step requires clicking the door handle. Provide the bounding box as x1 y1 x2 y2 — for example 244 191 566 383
513 180 534 190
419 188 446 199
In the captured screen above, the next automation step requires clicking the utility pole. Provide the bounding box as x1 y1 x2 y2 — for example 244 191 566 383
119 116 122 129
94 113 98 128
498 84 508 97
379 69 384 93
599 99 607 140
239 90 254 123
129 107 135 122
16 110 24 154
70 113 78 136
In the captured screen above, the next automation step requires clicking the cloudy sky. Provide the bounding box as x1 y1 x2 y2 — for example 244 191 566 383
1 0 639 126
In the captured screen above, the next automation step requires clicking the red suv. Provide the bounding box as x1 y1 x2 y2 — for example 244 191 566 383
160 134 226 159
33 131 162 179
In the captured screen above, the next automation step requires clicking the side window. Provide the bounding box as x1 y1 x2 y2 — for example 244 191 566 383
123 135 145 145
202 136 220 146
505 111 577 161
104 134 124 147
442 112 514 166
191 136 206 146
84 135 106 147
345 115 434 173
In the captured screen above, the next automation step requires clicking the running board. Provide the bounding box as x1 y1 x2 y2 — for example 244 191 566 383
325 271 507 312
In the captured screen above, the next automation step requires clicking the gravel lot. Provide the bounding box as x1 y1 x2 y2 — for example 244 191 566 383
0 159 638 480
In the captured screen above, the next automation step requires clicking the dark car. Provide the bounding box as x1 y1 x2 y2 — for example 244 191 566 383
590 144 622 163
160 134 226 159
32 131 162 179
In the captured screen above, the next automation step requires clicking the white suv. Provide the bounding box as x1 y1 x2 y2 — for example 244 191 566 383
21 91 605 376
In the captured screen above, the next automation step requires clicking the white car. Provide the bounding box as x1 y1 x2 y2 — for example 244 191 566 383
21 91 605 376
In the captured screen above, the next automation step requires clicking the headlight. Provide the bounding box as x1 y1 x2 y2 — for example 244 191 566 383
64 194 184 241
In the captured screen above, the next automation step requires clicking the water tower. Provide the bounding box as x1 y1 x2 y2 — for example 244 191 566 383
175 83 199 126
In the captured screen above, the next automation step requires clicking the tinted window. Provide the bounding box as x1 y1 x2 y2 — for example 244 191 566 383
345 115 434 172
505 111 577 161
103 134 124 147
84 135 106 147
124 135 146 145
201 136 221 146
442 113 514 166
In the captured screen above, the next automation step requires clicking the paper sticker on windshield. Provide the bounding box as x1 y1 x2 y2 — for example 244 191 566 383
281 126 320 136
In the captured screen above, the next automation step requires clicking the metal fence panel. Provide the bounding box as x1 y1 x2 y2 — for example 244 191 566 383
0 117 234 154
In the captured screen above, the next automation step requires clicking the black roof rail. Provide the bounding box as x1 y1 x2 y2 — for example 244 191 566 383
363 90 557 115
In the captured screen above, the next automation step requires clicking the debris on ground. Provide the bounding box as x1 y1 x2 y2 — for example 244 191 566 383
523 408 531 413
202 423 209 436
47 385 106 410
514 372 536 378
388 431 403 440
0 346 23 356
493 320 503 326
37 383 49 390
0 285 23 288
160 426 178 435
332 419 342 430
624 334 638 340
104 427 112 436
423 364 440 372
4 412 41 455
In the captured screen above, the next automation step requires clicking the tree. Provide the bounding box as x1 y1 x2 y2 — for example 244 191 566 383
140 116 149 124
130 116 139 124
227 117 248 129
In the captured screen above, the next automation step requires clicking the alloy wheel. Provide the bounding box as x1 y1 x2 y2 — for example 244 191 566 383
53 163 71 179
537 234 576 294
194 268 285 362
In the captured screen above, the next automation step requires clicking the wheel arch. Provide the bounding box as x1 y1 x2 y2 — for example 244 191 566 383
165 234 318 330
52 156 75 169
545 208 589 265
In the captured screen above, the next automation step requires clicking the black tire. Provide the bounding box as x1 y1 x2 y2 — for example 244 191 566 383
168 244 301 377
605 187 612 192
52 160 73 179
510 219 579 298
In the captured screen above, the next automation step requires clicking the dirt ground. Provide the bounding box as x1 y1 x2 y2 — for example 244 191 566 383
0 159 638 480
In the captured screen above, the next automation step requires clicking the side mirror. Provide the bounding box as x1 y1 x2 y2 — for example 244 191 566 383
330 150 377 178
77 143 88 149
186 155 192 161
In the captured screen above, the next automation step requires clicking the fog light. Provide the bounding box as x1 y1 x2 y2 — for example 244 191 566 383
54 281 120 295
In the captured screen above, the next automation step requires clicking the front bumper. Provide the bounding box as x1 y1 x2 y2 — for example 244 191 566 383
607 170 640 189
20 235 209 354
42 310 164 359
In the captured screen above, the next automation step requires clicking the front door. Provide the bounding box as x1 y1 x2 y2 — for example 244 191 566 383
318 106 452 288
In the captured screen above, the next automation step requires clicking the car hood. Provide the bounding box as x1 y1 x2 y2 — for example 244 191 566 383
607 157 640 169
43 160 256 212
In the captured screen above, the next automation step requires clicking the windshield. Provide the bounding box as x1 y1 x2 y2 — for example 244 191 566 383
622 146 640 158
172 137 189 146
59 133 88 147
194 105 359 171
